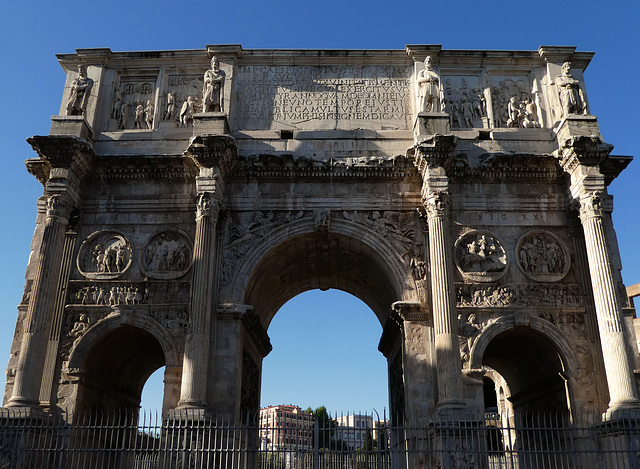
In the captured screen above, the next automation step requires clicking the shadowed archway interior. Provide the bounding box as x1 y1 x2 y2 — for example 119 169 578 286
244 231 402 328
79 325 165 412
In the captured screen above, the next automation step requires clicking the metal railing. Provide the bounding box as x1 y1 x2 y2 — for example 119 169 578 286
1 409 639 468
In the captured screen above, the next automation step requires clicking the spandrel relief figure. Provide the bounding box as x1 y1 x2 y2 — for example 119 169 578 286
416 56 443 113
556 61 587 117
203 56 226 112
66 65 93 116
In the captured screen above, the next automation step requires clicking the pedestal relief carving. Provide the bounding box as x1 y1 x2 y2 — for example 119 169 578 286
454 230 507 282
516 231 570 282
77 230 132 279
140 230 193 280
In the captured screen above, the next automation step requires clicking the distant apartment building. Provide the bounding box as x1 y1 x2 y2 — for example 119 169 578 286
334 414 374 451
259 405 314 453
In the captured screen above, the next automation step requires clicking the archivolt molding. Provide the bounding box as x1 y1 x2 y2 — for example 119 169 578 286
468 312 580 375
222 209 421 306
66 309 182 374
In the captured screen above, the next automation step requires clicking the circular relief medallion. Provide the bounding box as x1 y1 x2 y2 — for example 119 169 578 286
516 231 570 282
140 230 193 280
77 230 133 280
454 230 508 282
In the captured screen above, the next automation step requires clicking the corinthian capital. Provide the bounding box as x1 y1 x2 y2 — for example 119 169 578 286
46 193 74 220
578 191 609 222
424 191 450 219
196 192 221 220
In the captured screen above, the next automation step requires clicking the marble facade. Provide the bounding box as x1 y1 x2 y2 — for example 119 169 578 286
3 45 638 438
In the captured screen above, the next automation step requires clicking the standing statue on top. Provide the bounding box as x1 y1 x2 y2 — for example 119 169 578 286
416 56 443 113
555 61 587 117
202 56 226 112
66 64 93 116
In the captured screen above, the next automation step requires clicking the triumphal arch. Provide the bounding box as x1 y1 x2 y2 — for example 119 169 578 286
4 44 639 432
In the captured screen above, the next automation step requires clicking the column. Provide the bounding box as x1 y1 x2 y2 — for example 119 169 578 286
557 126 640 414
578 191 640 411
7 195 73 408
424 191 464 405
177 188 221 410
412 134 464 408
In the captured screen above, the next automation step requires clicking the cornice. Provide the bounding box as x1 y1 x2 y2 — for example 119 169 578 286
91 154 198 181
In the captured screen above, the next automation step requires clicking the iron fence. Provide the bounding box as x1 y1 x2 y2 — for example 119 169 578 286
0 409 639 468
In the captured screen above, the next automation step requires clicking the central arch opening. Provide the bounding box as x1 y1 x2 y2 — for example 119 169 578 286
261 289 389 412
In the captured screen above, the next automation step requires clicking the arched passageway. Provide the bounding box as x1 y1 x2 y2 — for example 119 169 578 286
76 325 166 414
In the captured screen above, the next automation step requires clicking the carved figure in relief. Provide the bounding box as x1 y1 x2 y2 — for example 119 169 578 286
202 56 225 112
455 231 507 280
556 62 587 116
180 96 195 127
69 314 90 347
120 101 130 129
164 92 175 120
144 100 154 129
460 96 474 128
134 102 145 129
416 56 443 113
518 233 567 276
66 65 93 116
112 87 124 121
143 232 191 274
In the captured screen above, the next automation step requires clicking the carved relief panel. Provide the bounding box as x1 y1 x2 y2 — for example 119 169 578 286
108 73 158 131
140 230 193 280
516 231 570 282
441 74 489 129
454 230 508 282
77 230 133 279
489 76 541 129
160 74 204 128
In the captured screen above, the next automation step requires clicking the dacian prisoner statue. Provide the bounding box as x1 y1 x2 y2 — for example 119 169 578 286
416 56 443 113
66 64 93 116
556 61 587 116
202 56 225 112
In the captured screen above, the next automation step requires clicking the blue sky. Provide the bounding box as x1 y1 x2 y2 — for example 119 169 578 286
1 1 639 414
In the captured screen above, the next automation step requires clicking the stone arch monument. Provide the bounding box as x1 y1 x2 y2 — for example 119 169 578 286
4 45 639 431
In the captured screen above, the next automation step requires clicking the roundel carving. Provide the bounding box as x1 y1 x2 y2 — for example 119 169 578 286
516 231 570 282
454 230 508 282
140 230 193 279
77 230 133 280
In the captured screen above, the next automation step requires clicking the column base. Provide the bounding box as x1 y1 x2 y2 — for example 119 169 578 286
604 400 640 421
4 396 43 411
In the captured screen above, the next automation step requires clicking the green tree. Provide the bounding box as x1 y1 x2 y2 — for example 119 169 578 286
310 406 335 449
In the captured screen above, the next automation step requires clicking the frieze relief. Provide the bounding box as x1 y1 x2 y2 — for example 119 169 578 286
77 230 133 280
516 231 570 282
140 230 193 280
456 283 582 308
454 230 507 282
109 76 157 130
68 281 190 306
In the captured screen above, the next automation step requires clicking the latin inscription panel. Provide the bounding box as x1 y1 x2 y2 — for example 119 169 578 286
232 65 412 131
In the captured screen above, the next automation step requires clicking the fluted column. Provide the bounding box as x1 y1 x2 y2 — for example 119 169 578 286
424 191 464 405
412 134 464 407
578 192 639 411
178 189 221 409
7 194 74 408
